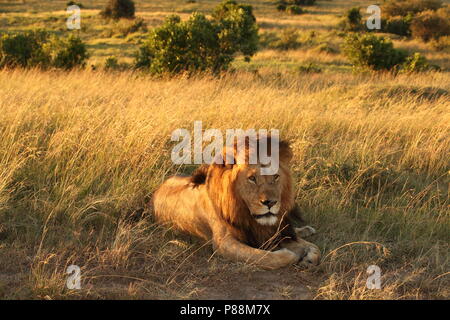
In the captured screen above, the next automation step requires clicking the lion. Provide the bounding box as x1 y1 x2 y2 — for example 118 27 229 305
152 136 320 270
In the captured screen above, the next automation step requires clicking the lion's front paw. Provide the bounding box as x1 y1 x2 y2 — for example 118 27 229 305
298 242 321 267
295 226 316 238
267 248 299 269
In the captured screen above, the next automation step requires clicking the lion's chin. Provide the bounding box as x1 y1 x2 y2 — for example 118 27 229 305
254 214 278 226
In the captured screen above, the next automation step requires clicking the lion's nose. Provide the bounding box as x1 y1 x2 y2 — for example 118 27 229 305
261 200 277 208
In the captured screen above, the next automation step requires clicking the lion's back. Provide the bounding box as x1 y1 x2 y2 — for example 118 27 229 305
152 175 213 240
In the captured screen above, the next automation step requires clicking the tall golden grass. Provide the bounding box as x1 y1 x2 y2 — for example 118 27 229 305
0 68 448 299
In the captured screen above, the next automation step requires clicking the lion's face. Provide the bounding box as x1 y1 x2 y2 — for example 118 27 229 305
203 136 294 230
234 164 283 226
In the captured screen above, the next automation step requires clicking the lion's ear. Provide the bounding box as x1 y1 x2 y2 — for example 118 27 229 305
279 140 293 163
190 165 209 187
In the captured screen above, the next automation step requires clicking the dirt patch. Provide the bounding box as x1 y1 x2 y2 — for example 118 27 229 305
192 265 315 300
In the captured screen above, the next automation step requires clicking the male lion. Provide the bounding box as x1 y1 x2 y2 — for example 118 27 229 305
152 136 320 270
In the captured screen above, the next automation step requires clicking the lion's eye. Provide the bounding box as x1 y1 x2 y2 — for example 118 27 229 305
248 176 257 184
274 174 280 182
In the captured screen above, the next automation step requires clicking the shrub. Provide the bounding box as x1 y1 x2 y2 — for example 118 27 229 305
410 9 450 41
294 0 316 5
380 2 449 39
343 33 408 71
275 0 315 12
343 33 435 72
286 5 305 15
401 52 436 72
0 31 88 70
383 0 443 18
383 15 413 36
135 14 218 73
104 56 119 70
340 7 363 31
212 0 258 61
101 0 135 20
44 35 89 70
276 1 287 12
0 31 49 68
135 1 258 74
104 56 129 70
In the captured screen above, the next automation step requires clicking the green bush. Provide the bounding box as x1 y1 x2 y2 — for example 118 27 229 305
44 35 89 70
104 56 129 70
383 0 443 18
343 33 435 72
340 7 363 31
101 0 135 20
135 14 218 74
380 2 449 39
135 0 258 74
0 31 49 68
286 5 305 15
401 52 436 72
212 0 258 60
410 9 450 41
0 31 88 70
343 33 408 71
276 2 287 12
293 0 316 5
383 15 413 36
275 0 315 12
104 56 119 70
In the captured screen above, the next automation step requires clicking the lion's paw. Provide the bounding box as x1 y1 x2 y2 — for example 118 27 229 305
270 248 300 268
295 226 316 238
298 243 321 267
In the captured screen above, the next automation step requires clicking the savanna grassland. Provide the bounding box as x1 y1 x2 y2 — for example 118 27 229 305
0 0 449 300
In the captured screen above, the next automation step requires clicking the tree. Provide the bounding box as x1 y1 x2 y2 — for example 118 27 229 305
134 0 258 75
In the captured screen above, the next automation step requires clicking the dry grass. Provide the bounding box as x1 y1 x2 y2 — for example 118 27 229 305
1 0 449 300
0 68 448 299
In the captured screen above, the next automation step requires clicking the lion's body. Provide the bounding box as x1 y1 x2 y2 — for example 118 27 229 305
153 174 296 250
153 137 320 269
153 175 214 240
